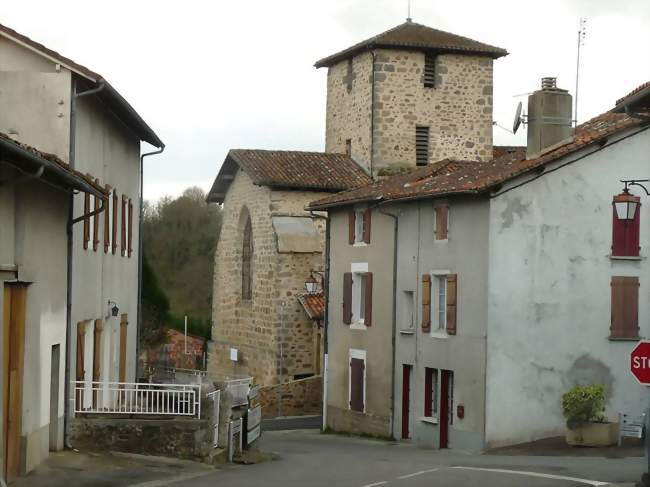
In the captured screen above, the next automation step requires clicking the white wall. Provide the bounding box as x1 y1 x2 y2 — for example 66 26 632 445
486 126 650 447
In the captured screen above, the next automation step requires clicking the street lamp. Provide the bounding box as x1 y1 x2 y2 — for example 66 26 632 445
616 179 650 220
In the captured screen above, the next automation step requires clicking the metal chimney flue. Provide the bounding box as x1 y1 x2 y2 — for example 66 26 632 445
526 77 573 159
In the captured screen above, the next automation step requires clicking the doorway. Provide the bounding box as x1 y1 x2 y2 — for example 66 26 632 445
401 364 412 439
440 369 453 449
3 283 27 482
49 344 61 451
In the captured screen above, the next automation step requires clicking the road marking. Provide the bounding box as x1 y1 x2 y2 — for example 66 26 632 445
396 468 439 480
450 466 610 486
361 482 388 487
127 470 214 487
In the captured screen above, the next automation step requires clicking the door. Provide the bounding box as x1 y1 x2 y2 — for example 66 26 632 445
401 365 412 439
49 344 60 451
3 283 27 482
349 358 364 412
440 370 453 449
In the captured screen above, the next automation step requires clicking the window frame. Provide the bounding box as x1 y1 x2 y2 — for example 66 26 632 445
351 262 368 329
429 270 451 336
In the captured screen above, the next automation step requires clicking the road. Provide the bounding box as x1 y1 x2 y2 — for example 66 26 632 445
153 430 642 487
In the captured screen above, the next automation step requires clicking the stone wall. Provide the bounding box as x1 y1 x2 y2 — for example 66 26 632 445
258 375 322 418
208 169 330 386
326 405 392 439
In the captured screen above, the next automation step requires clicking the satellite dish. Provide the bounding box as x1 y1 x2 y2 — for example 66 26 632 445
513 101 523 134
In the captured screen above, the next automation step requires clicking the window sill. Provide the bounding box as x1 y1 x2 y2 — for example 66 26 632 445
429 331 449 339
399 329 415 335
353 242 368 248
350 322 367 331
608 336 641 342
609 255 643 261
419 416 438 425
433 238 448 243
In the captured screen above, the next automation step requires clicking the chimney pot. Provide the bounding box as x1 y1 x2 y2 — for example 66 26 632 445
541 77 557 90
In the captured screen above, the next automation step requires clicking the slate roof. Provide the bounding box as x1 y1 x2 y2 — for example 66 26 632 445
206 149 372 203
308 111 650 210
314 21 508 68
0 132 107 197
0 23 163 148
298 292 325 322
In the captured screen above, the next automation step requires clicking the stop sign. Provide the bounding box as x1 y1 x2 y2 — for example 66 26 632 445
630 341 650 385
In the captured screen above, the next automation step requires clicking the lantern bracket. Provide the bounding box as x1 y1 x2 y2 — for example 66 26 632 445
621 179 650 196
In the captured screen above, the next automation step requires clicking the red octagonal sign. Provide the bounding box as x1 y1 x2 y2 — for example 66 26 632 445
631 341 650 385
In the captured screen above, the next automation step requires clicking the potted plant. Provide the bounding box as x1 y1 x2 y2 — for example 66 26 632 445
562 384 617 447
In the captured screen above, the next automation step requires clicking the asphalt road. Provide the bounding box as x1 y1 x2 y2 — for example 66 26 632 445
154 430 643 487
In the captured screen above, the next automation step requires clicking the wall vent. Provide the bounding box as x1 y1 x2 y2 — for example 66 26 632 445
415 125 430 166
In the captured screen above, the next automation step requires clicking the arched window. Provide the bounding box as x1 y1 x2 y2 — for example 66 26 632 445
242 216 253 300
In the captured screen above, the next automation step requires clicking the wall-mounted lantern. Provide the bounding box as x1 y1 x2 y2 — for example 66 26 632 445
304 270 324 294
614 191 641 221
108 300 119 317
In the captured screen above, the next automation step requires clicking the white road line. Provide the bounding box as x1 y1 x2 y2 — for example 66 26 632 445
396 468 439 480
361 482 388 487
127 470 214 487
450 466 610 486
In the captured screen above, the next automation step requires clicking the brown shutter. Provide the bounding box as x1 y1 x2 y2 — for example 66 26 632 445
76 322 86 407
121 196 127 256
350 358 364 412
104 186 111 253
343 272 353 324
119 314 128 383
446 274 457 335
92 319 102 408
348 210 355 245
112 190 118 254
422 274 431 332
128 199 134 258
611 276 640 339
93 182 100 251
363 208 371 244
435 205 448 240
364 272 373 326
83 192 90 250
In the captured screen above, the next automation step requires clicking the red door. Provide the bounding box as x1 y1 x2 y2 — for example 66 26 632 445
401 365 411 439
440 370 453 448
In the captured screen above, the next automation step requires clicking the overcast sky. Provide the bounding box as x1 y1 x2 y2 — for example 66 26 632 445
2 0 649 201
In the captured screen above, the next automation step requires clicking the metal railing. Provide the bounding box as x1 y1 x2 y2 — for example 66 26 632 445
73 381 201 418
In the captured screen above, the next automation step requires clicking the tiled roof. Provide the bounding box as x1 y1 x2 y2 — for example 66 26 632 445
298 292 325 321
0 23 163 148
308 111 650 209
0 132 107 197
614 80 650 113
207 149 372 203
315 21 507 68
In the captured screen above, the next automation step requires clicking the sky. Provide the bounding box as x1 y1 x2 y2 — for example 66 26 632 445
2 0 649 201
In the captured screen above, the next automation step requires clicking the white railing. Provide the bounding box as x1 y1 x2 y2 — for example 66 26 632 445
73 381 201 418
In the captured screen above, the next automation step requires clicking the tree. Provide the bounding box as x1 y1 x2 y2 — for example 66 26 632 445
140 253 169 348
143 187 221 339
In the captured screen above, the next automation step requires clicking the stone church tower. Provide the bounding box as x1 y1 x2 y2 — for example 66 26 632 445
207 20 507 390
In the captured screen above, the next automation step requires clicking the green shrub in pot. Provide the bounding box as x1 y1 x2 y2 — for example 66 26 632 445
561 384 606 429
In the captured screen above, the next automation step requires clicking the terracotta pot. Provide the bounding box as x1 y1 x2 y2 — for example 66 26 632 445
565 422 618 447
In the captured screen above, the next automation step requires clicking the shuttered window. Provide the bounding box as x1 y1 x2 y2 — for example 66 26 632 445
421 274 431 332
611 276 640 339
612 201 640 257
424 367 438 417
424 54 436 88
349 357 365 412
416 125 430 166
434 204 449 240
424 273 457 335
349 208 371 244
112 190 118 255
343 272 353 324
446 274 457 335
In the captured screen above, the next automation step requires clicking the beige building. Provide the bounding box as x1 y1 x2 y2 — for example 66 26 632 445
0 23 162 480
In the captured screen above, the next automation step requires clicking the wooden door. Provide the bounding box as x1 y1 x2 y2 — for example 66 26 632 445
440 370 452 449
3 283 27 482
118 314 128 383
401 365 411 439
349 358 364 412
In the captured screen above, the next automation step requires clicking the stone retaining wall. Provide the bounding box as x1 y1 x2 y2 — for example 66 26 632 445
258 375 322 418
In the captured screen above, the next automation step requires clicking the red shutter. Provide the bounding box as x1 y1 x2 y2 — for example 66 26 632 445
612 203 641 257
424 368 432 417
128 199 133 258
611 276 640 339
422 274 431 332
348 210 355 245
350 358 364 412
446 274 457 335
343 272 353 324
83 193 90 250
364 272 373 326
363 208 371 244
112 190 118 254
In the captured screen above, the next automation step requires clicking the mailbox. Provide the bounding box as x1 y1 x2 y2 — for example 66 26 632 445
457 404 465 420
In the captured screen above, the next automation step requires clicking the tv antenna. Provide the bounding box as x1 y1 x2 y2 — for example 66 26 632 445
407 0 412 22
574 17 587 127
512 101 527 134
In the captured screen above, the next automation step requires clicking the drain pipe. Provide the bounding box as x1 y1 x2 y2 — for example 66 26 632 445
0 165 44 186
137 146 165 377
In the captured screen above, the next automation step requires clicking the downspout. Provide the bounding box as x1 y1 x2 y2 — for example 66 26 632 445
64 79 106 448
377 203 399 438
137 146 165 377
368 49 377 179
310 210 330 431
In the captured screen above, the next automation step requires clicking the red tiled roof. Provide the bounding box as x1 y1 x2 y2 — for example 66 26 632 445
0 132 107 197
315 21 507 68
0 23 163 148
298 292 325 321
207 149 372 203
614 80 650 113
616 81 650 105
308 111 650 209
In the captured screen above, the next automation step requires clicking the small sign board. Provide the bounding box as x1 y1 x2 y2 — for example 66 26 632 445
619 413 644 440
230 348 238 362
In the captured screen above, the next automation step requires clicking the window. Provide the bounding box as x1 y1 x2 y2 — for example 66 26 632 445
612 194 641 257
422 273 458 335
349 349 365 412
436 276 447 330
434 204 449 240
345 138 352 156
400 291 415 332
611 276 640 339
343 264 372 327
416 125 430 166
346 58 354 93
242 216 253 300
348 208 371 244
424 54 436 88
424 368 438 417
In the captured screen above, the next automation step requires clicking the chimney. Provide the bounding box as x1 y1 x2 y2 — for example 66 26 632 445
526 77 573 159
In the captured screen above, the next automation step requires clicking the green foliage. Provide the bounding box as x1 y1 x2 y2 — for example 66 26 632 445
561 384 606 426
143 187 221 340
140 253 169 348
